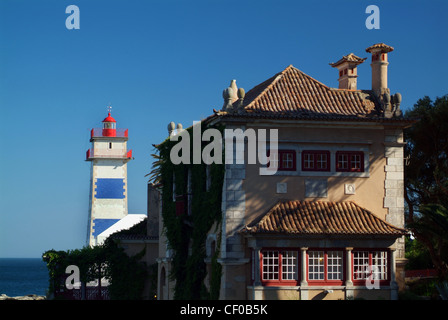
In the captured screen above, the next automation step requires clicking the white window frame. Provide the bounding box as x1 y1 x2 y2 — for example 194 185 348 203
281 251 298 281
353 251 370 280
316 153 328 170
326 251 343 280
303 153 314 170
372 251 388 281
282 153 294 170
308 251 324 280
353 250 388 282
350 153 362 171
262 250 279 281
337 153 349 170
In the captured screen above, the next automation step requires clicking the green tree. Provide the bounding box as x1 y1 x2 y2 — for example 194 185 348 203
404 95 448 222
404 95 448 279
407 204 448 279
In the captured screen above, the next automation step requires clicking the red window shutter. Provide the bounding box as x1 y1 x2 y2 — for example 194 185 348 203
175 195 186 216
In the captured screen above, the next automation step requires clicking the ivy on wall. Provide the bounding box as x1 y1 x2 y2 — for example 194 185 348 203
153 124 225 299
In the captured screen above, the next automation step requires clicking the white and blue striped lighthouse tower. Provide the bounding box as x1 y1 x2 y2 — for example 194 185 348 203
86 109 133 246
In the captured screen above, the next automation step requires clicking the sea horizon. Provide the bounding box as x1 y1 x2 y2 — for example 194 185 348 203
0 258 49 297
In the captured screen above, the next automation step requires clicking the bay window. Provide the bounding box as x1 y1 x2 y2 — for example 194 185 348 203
255 248 389 287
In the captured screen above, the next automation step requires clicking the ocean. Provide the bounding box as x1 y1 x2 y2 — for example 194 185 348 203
0 258 49 297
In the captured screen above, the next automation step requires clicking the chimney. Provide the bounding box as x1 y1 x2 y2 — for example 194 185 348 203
365 43 394 96
330 53 366 90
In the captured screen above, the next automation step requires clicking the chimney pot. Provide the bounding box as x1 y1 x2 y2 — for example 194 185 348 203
330 53 366 90
365 43 394 97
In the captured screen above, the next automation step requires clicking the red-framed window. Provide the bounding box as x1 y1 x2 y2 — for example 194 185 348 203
302 150 330 171
336 151 364 172
307 250 344 285
267 150 296 171
175 194 186 216
352 250 389 285
260 250 299 286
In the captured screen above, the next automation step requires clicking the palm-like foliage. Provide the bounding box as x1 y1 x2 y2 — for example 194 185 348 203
408 204 448 279
145 150 163 185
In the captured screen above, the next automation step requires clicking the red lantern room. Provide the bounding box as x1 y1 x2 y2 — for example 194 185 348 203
86 107 132 161
102 112 117 137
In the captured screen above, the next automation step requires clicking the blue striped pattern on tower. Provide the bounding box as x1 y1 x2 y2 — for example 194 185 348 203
95 178 125 199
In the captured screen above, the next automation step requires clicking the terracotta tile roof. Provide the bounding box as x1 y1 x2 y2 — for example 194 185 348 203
329 53 366 68
233 65 379 119
241 200 406 237
366 43 394 53
206 65 416 125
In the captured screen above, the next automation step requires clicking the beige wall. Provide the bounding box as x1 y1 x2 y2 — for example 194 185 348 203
243 124 388 226
247 287 391 300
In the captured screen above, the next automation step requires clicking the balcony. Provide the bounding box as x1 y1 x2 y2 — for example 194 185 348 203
90 128 129 139
86 149 132 161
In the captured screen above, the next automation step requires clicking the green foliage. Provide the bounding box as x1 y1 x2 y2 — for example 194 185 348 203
404 94 448 279
42 245 108 297
404 95 448 215
153 124 225 299
405 236 433 270
146 152 164 185
102 237 147 300
208 232 222 300
42 224 148 300
407 204 448 279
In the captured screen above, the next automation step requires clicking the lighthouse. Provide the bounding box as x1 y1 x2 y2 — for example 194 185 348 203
86 109 133 246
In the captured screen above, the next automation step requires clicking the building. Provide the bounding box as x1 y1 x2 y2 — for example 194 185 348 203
109 183 160 299
86 110 134 246
155 43 414 300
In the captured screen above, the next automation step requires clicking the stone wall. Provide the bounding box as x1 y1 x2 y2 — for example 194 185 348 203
383 128 405 259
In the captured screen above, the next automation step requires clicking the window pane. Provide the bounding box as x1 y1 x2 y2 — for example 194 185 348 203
304 153 314 169
372 251 388 280
353 251 369 280
282 251 298 280
308 251 324 280
268 152 279 169
351 154 361 170
327 251 343 280
262 251 279 280
282 153 294 169
317 153 327 170
337 154 348 170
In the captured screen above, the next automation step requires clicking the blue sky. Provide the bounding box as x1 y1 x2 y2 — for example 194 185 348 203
0 0 447 258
